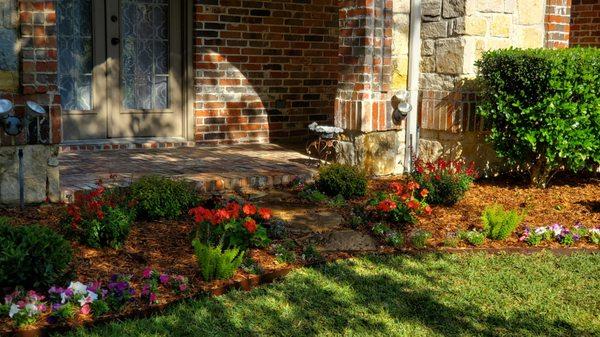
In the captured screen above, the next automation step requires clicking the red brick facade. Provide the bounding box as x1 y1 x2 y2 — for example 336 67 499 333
570 0 600 46
193 0 339 144
546 0 572 48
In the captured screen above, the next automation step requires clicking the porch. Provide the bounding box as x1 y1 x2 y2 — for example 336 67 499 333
59 143 316 200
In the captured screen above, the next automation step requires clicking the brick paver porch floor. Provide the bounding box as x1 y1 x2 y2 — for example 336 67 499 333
59 144 317 200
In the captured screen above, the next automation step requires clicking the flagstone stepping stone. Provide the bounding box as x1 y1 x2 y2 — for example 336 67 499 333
316 230 378 252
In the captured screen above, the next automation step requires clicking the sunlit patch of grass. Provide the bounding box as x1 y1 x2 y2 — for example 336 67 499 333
60 252 599 337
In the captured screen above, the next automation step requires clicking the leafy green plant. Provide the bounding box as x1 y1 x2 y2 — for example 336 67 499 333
372 223 391 236
192 239 244 282
329 194 347 207
387 231 405 248
481 204 524 240
298 187 328 203
460 230 486 246
241 256 263 275
412 158 477 206
315 164 367 199
367 181 432 227
130 175 200 220
266 218 288 240
63 185 135 249
476 48 600 187
443 233 460 247
0 222 72 289
274 240 297 264
590 230 600 245
301 244 324 264
410 230 431 249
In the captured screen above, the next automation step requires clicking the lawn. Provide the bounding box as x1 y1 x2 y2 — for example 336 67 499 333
60 252 600 337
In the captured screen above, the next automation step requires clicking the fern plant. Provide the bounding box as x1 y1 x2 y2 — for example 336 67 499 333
192 239 244 282
481 205 525 240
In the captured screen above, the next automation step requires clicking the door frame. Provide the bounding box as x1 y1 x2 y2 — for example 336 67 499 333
60 0 195 142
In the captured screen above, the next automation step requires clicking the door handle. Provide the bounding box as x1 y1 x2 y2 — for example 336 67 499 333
111 37 120 45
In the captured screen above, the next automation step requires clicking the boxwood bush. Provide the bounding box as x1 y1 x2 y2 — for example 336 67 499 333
130 175 200 220
315 164 367 199
0 218 72 289
476 48 600 188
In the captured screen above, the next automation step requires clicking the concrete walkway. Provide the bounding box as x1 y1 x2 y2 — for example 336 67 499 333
59 144 317 200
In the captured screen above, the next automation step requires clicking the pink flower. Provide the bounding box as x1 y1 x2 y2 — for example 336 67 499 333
142 267 153 279
179 284 188 292
149 293 157 303
80 304 91 315
159 274 170 285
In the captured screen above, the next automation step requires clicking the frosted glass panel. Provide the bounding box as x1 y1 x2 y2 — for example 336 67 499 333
57 0 93 111
121 0 170 110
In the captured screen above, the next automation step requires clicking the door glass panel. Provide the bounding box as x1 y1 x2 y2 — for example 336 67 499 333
57 0 93 111
121 0 170 110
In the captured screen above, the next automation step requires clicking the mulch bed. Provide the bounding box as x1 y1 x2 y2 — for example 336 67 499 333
368 175 600 249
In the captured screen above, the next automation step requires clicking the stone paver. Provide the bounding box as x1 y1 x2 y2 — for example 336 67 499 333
59 144 317 200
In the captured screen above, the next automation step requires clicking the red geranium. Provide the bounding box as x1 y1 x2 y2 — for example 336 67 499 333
389 182 404 195
258 208 272 220
377 199 397 212
242 204 257 216
244 218 257 233
407 181 420 191
226 202 241 219
424 205 433 215
189 206 214 224
420 189 429 198
407 199 420 210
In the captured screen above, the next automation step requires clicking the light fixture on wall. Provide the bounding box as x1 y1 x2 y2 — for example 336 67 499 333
391 91 412 125
0 99 48 210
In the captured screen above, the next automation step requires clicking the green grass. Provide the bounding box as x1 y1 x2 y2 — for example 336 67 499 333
59 252 600 337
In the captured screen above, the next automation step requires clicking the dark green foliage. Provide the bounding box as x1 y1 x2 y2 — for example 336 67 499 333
274 240 298 264
79 206 134 249
192 239 244 281
130 175 200 220
266 218 288 240
410 230 431 249
0 220 72 289
476 48 600 187
482 204 524 240
315 164 367 199
301 244 324 264
298 187 328 203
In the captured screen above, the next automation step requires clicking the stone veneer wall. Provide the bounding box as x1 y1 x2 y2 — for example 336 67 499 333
570 0 600 46
417 0 546 171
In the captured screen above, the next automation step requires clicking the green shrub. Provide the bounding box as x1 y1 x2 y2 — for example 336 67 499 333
298 187 328 203
0 220 72 289
80 206 134 249
413 158 477 206
387 231 405 248
481 204 524 240
274 240 297 264
476 48 600 187
301 244 324 264
192 239 244 281
410 230 431 249
130 175 200 220
460 230 486 246
315 164 367 199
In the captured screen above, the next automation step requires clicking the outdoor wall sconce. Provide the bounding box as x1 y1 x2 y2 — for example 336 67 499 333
391 91 412 125
0 99 48 209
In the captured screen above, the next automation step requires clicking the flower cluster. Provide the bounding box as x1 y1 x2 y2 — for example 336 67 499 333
47 281 101 322
414 158 478 179
367 181 432 226
412 157 477 206
1 290 46 328
519 223 599 246
189 201 272 250
141 268 190 304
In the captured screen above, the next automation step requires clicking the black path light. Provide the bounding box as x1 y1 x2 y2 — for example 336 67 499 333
0 99 48 209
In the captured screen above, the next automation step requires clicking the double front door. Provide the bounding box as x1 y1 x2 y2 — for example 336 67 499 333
58 0 183 141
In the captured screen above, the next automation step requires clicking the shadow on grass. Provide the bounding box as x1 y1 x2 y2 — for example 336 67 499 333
64 253 598 337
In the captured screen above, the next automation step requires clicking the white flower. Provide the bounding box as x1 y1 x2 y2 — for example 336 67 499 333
534 227 548 235
68 281 88 296
78 291 98 306
25 303 38 316
8 304 19 318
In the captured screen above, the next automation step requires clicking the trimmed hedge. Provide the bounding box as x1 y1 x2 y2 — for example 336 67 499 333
476 48 600 187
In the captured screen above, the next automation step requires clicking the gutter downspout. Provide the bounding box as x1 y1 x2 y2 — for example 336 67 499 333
404 0 422 172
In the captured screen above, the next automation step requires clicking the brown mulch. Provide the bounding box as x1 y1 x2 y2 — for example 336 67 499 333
371 175 600 249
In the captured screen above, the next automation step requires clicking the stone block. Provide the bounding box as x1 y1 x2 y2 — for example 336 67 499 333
421 21 448 39
422 39 435 56
462 37 486 75
486 38 512 51
515 26 544 48
435 38 466 75
422 0 443 18
464 15 489 36
516 0 545 25
420 56 436 73
443 0 466 18
469 0 505 13
393 0 411 14
392 56 409 90
490 14 511 37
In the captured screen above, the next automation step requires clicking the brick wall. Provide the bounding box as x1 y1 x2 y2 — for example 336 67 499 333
0 0 58 145
570 0 600 46
546 0 572 48
193 0 339 144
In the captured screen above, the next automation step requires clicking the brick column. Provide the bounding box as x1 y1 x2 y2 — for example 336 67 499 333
335 0 394 133
545 0 572 48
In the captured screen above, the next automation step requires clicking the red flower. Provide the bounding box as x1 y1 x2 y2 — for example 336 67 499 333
389 182 404 195
226 202 241 219
377 199 397 212
189 206 214 224
407 199 420 210
420 189 429 198
407 181 420 191
424 205 433 215
213 209 231 225
244 218 257 233
400 193 410 201
258 208 272 220
242 204 257 216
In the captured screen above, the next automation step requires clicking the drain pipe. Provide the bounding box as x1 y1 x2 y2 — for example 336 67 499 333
404 0 422 172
